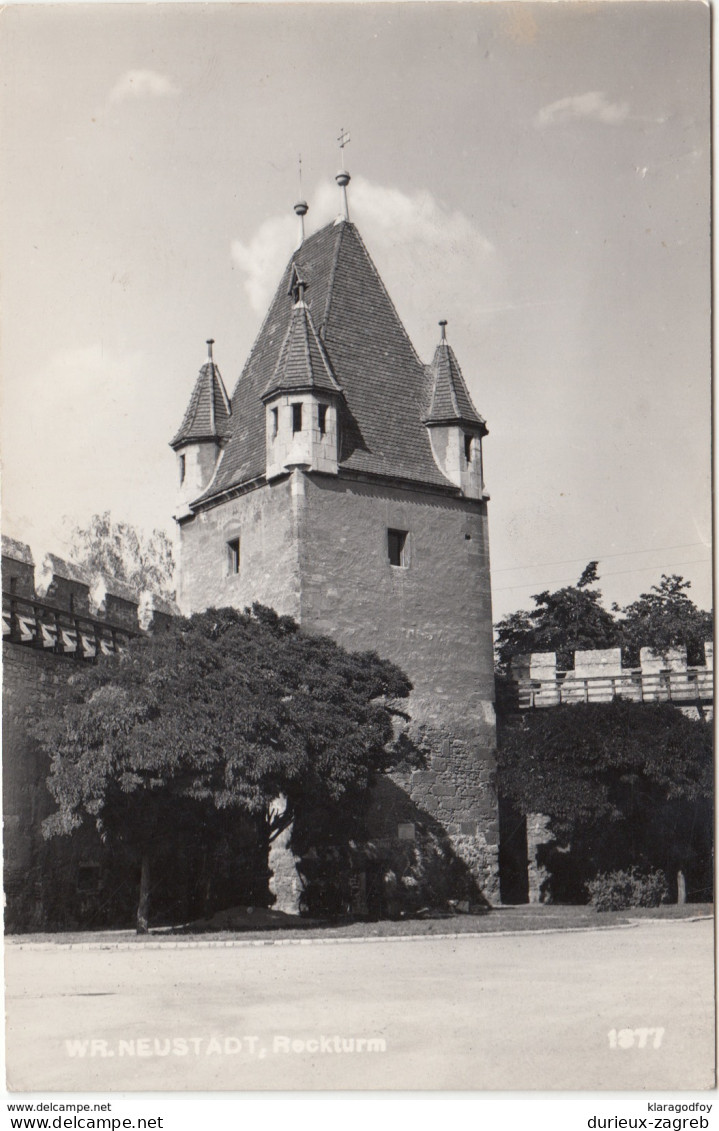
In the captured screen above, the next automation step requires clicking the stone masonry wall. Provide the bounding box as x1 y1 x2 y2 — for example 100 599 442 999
178 477 301 618
298 472 499 900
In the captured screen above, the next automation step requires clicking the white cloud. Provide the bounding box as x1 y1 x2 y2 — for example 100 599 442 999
230 176 496 358
109 69 180 104
536 91 629 128
231 214 296 314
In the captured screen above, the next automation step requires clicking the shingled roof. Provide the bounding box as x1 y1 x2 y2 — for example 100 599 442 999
171 354 231 450
262 296 343 401
426 336 486 433
194 220 462 503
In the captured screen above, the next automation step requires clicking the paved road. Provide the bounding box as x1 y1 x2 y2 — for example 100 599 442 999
5 919 715 1092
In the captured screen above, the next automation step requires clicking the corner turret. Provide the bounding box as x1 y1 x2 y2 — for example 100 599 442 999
262 277 343 479
170 340 231 516
424 321 488 499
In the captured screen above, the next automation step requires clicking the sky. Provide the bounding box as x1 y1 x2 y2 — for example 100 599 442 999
0 1 711 622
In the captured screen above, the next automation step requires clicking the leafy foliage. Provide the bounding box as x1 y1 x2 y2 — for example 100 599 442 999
498 700 712 829
615 574 712 667
497 701 713 900
495 562 619 671
68 512 176 600
495 564 712 671
31 604 413 927
586 867 669 912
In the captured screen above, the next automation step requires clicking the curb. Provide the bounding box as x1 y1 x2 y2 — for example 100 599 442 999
5 922 637 952
5 915 711 954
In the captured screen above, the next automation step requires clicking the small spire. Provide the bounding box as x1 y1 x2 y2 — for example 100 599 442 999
336 127 351 222
206 338 215 361
439 320 448 342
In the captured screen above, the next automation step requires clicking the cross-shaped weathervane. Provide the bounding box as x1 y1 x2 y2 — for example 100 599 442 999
337 127 351 152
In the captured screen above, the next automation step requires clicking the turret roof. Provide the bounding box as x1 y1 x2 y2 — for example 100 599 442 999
426 338 486 432
262 298 343 401
170 356 231 449
195 220 458 501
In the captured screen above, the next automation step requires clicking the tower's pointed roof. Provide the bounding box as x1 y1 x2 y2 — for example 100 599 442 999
262 296 343 401
425 326 487 433
171 343 231 449
194 220 465 502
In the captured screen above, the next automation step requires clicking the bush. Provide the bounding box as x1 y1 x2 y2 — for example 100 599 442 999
587 867 669 912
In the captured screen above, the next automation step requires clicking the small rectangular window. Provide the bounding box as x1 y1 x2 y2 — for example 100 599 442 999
292 403 302 434
387 528 408 568
318 404 328 436
464 434 473 465
271 407 278 438
179 454 186 484
227 538 240 575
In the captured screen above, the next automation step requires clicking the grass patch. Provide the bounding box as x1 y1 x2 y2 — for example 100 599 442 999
7 902 712 947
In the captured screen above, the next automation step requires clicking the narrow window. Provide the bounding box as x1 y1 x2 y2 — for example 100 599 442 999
464 434 473 465
292 403 303 435
387 529 408 568
271 407 279 438
227 538 240 576
318 404 328 436
179 454 186 484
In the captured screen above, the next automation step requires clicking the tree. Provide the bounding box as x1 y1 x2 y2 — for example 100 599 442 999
67 512 176 601
495 563 712 672
615 574 712 667
31 604 413 931
495 562 619 672
497 701 713 901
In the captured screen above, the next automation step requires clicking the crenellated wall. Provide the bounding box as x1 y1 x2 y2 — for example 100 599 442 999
509 644 713 718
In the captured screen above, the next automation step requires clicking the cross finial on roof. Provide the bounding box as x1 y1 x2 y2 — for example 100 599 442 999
337 127 351 163
335 127 351 222
206 338 215 361
439 320 448 341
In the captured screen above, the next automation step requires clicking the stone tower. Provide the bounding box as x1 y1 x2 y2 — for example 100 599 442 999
171 174 499 903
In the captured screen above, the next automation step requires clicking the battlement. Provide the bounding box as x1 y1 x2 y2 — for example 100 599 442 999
507 644 713 710
2 535 178 658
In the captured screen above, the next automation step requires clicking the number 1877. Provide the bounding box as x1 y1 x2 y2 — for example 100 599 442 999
608 1028 664 1049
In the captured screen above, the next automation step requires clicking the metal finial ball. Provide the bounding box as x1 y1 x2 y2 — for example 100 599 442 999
335 171 351 188
294 200 309 216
